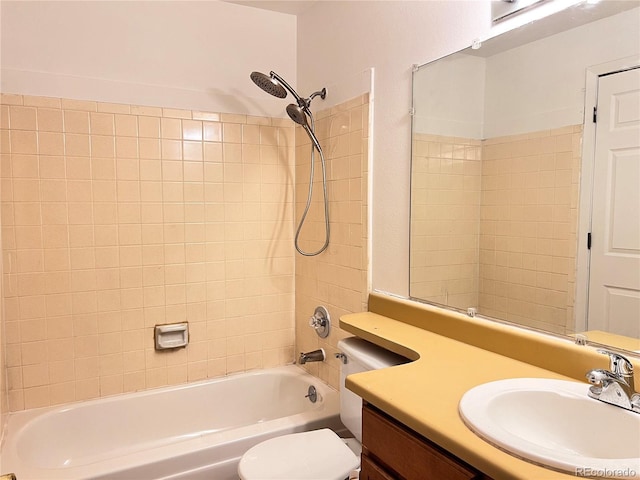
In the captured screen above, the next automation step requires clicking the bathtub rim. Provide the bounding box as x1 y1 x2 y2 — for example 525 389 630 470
6 364 328 418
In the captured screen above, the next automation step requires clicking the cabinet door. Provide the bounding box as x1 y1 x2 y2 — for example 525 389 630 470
362 404 483 480
360 453 396 480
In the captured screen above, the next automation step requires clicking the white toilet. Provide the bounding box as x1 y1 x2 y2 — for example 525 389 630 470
238 337 407 480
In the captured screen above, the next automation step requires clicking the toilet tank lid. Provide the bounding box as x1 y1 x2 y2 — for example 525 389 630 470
338 337 409 370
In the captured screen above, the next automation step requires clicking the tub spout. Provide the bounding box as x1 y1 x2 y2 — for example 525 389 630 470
299 349 325 365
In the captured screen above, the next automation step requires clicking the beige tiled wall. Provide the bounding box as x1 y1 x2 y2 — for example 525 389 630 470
0 93 296 411
0 199 5 425
411 134 482 310
295 94 370 390
478 126 582 334
410 126 581 335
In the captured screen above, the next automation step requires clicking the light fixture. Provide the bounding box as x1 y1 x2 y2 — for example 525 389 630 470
492 0 547 23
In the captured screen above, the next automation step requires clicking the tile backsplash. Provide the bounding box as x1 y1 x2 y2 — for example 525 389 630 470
1 94 296 410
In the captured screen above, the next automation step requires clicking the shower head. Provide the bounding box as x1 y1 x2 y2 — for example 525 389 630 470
251 70 325 152
251 69 329 256
286 104 309 127
287 104 321 151
251 70 308 105
250 71 287 99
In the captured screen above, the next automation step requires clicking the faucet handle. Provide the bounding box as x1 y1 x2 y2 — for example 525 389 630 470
308 306 330 339
597 349 634 376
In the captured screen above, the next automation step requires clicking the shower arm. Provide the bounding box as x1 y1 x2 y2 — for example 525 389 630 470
271 71 325 113
270 71 305 105
309 89 327 101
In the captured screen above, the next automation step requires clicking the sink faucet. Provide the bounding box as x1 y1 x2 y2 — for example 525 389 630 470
299 349 325 365
586 349 639 413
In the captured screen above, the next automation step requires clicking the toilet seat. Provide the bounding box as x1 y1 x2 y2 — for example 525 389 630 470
237 429 359 480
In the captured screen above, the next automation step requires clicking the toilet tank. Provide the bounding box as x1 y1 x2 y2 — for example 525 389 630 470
337 337 408 442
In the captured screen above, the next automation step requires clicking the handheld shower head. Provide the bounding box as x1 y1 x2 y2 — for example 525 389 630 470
250 68 329 256
250 71 287 99
287 104 322 152
286 104 308 127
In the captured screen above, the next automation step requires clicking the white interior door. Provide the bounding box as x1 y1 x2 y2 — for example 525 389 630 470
588 67 640 337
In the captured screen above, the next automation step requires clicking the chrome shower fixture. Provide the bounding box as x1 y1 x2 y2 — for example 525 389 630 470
250 71 326 109
250 70 330 257
286 104 322 152
249 71 287 98
286 103 308 126
250 71 327 145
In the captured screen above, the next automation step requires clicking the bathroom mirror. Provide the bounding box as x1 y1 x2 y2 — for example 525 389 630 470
410 1 640 350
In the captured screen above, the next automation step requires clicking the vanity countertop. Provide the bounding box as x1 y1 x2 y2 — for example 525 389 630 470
340 310 581 480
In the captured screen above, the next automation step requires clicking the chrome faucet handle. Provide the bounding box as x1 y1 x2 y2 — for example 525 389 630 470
597 349 634 377
308 306 330 338
586 368 618 385
587 350 639 413
309 313 326 329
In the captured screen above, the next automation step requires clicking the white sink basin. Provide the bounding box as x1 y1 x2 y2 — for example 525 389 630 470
459 378 640 478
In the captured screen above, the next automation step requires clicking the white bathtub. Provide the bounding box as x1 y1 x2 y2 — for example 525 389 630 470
1 365 343 480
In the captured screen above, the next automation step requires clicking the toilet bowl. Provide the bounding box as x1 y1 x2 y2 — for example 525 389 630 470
237 337 407 480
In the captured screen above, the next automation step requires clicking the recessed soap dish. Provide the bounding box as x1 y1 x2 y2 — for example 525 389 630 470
155 322 189 350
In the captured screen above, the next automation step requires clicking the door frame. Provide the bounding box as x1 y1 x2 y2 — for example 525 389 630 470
574 55 640 333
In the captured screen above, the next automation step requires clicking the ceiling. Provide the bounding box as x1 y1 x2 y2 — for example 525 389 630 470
224 1 319 16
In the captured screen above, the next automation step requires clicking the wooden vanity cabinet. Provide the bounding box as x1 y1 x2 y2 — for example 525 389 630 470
360 403 492 480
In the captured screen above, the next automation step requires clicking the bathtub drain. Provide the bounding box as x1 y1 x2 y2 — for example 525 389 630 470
305 385 318 403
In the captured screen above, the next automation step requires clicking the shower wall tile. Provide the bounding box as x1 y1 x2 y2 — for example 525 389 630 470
1 94 295 411
410 126 581 335
410 133 482 310
478 125 582 335
0 175 5 427
295 94 370 391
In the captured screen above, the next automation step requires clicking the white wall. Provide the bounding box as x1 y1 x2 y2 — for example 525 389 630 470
0 1 296 117
413 53 486 139
412 6 640 140
297 0 492 296
483 7 640 138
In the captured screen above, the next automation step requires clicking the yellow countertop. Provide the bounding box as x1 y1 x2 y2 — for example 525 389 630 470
340 311 581 480
578 331 640 353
